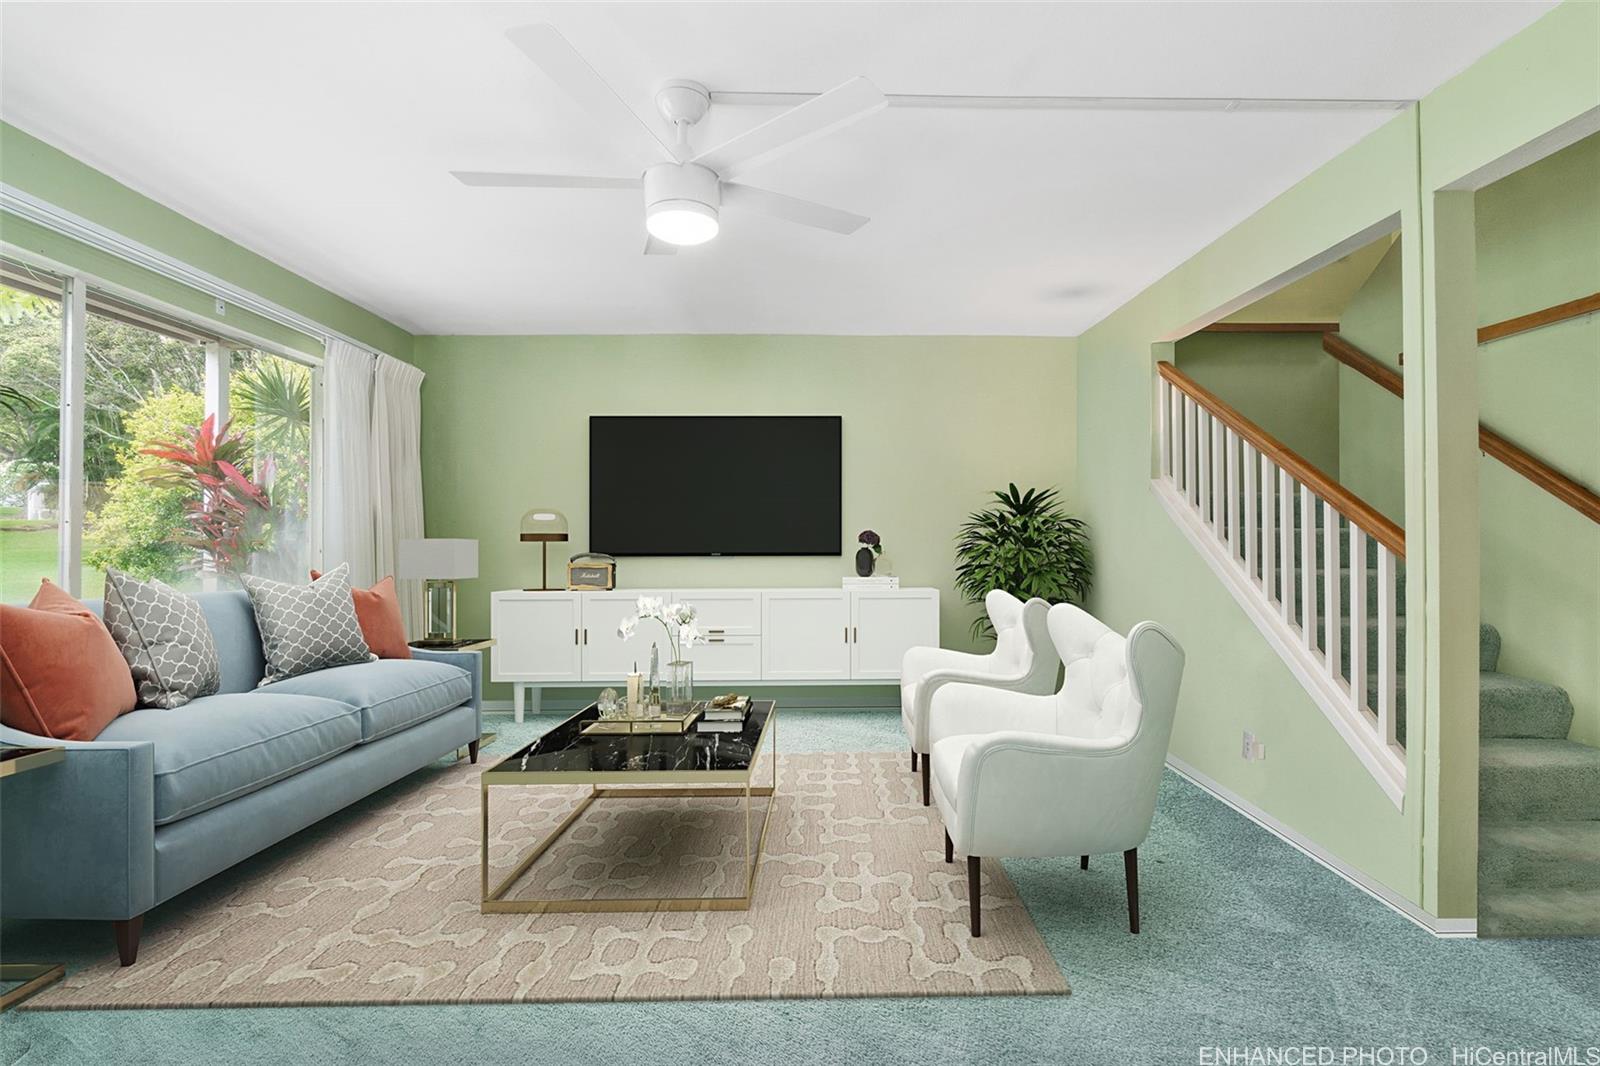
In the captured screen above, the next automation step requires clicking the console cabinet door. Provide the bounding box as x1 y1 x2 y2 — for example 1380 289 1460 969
762 590 850 680
580 590 668 682
491 592 581 682
850 589 940 679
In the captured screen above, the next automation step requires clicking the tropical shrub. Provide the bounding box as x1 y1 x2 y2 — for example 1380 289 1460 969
142 413 270 576
86 390 204 580
953 484 1093 640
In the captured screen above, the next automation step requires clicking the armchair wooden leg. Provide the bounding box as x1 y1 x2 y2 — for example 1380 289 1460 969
967 856 982 937
1080 855 1089 871
921 758 931 806
113 915 144 966
945 829 954 864
1123 848 1140 934
910 748 918 772
468 739 480 764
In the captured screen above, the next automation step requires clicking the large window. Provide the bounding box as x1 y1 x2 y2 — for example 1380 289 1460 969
0 258 320 600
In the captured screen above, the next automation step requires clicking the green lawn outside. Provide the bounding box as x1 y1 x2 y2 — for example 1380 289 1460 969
0 524 105 603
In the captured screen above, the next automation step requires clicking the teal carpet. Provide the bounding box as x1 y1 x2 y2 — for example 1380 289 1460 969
2 710 1595 1065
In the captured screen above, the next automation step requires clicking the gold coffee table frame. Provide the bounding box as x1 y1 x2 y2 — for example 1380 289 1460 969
480 704 777 914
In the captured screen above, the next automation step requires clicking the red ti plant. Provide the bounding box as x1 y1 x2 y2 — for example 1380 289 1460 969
142 414 271 577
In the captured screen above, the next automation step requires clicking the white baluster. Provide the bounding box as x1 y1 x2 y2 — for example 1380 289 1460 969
1279 469 1294 624
1198 411 1211 519
1243 442 1258 579
1260 454 1276 601
1299 484 1317 650
1377 548 1398 747
1225 428 1240 560
1349 526 1369 717
1185 396 1199 505
1211 418 1224 531
1323 501 1342 681
1158 378 1171 480
1170 383 1183 489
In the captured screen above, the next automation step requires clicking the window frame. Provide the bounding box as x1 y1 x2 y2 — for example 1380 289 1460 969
2 248 326 596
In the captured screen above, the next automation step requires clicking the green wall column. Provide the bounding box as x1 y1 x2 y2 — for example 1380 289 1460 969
1417 189 1481 919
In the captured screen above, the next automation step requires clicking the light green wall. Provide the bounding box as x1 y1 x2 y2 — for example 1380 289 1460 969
1337 238 1407 522
412 334 1077 703
1075 0 1599 917
1340 134 1599 746
0 122 411 358
1173 331 1342 475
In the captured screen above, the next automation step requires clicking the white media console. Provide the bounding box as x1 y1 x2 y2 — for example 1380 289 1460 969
490 587 939 722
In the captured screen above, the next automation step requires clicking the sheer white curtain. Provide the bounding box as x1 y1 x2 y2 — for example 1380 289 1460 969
320 340 427 635
371 354 426 635
321 339 376 586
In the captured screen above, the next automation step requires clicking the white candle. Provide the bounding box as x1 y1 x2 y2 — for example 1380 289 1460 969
626 672 642 713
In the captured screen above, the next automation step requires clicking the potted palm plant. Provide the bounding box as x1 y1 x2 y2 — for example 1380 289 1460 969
954 484 1092 639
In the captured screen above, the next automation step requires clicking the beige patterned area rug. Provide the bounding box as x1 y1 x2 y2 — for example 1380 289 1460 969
29 750 1067 1009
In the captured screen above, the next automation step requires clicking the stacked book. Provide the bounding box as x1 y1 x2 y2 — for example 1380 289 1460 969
696 695 751 733
842 575 899 589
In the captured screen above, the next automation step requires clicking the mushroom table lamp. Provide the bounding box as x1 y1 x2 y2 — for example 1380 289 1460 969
520 509 569 591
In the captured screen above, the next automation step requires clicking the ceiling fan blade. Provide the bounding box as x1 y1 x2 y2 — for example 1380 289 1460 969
644 235 678 255
505 23 678 163
452 171 640 189
721 183 869 235
692 76 886 180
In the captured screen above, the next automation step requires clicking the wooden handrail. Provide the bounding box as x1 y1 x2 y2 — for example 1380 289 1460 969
1157 360 1406 557
1479 291 1600 344
1321 333 1600 526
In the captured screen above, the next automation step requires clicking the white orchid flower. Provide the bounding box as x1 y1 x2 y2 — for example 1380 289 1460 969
617 617 637 640
678 622 701 650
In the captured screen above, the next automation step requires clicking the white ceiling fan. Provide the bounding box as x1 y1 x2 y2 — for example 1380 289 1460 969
453 24 887 254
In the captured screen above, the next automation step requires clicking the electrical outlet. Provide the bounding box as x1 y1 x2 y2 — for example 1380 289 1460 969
1241 731 1256 760
214 297 227 315
1254 740 1267 761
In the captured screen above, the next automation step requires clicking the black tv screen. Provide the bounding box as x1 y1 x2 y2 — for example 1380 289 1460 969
590 415 841 556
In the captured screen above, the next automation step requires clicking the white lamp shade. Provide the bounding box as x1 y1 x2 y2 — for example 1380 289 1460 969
397 538 478 580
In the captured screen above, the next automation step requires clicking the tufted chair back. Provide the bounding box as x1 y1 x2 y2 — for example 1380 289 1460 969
1048 604 1184 749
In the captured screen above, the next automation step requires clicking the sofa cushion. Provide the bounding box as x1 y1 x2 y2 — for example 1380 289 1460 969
260 659 471 742
96 692 361 825
241 564 374 686
103 569 221 709
310 571 411 659
1 580 136 741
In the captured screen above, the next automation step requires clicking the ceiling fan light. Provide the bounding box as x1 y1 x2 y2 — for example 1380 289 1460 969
646 199 719 246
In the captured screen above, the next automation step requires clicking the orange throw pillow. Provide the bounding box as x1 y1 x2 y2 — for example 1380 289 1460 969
310 570 412 659
1 579 138 741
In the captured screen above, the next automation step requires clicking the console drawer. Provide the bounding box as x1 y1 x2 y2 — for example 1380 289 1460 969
671 590 762 636
684 635 761 682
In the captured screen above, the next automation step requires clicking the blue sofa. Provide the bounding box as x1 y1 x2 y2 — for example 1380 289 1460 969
0 589 482 966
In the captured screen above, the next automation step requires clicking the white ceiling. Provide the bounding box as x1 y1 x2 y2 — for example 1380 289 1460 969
0 2 1556 337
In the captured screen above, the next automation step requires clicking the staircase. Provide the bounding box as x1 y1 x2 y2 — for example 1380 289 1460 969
1477 640 1600 936
1154 359 1600 937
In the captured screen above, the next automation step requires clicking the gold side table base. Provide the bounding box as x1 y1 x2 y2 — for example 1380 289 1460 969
481 722 779 914
1 963 65 1011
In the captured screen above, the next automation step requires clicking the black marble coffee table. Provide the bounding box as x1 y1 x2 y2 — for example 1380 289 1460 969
479 700 777 913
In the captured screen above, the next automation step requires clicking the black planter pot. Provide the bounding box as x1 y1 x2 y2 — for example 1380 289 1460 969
854 547 876 577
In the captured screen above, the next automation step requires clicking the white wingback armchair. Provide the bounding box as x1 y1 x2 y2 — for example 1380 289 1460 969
900 590 1059 806
927 604 1185 936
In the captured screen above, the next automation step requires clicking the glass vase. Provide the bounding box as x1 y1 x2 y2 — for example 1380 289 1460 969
666 660 694 713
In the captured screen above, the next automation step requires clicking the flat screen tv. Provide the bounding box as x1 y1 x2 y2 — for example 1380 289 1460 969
589 415 841 556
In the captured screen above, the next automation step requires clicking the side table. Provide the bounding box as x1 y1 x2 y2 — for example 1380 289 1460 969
0 746 67 1011
408 639 499 758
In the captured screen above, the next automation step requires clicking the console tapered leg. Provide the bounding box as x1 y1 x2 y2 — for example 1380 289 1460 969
1124 848 1140 934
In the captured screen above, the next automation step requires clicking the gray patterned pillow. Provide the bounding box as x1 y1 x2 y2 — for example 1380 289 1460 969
241 563 375 686
103 569 221 709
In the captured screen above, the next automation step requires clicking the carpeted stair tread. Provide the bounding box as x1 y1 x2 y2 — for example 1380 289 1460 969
1477 888 1600 938
1479 672 1575 739
1479 822 1600 892
1479 739 1600 821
